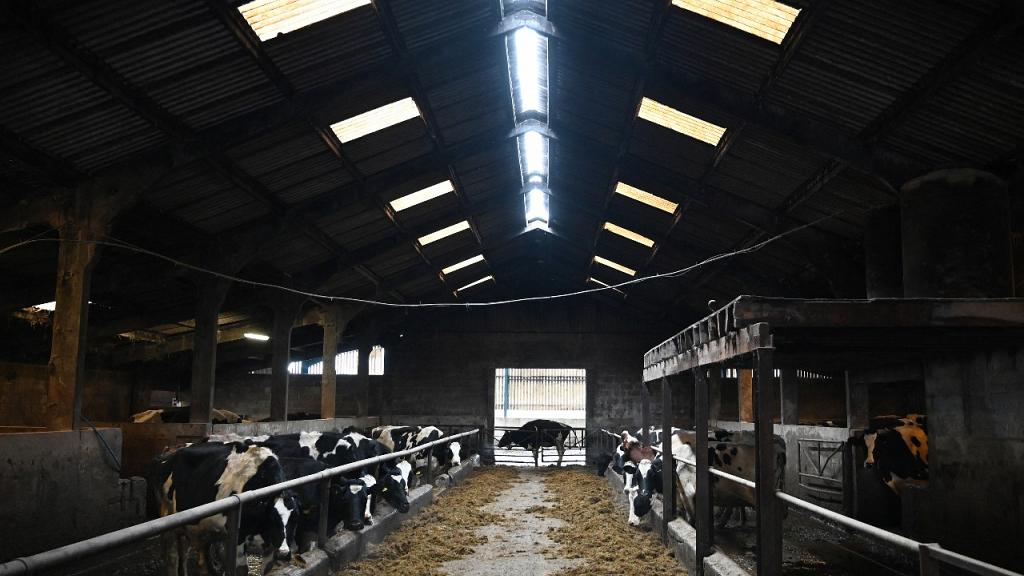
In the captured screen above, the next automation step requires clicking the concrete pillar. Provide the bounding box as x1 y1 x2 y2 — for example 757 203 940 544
901 169 1012 297
864 204 903 298
708 366 723 427
46 217 101 430
845 371 869 429
270 297 304 421
739 368 754 423
189 278 231 423
319 306 345 419
780 369 799 425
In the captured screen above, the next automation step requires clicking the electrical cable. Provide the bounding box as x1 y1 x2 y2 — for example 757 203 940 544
80 414 123 474
0 207 866 309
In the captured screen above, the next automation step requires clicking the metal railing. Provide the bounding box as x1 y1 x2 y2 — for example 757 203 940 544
0 428 482 576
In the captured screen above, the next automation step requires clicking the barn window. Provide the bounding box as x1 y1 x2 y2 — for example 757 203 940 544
329 97 421 143
671 0 800 45
335 350 358 375
593 255 636 277
238 0 372 42
287 360 303 375
389 180 454 212
602 222 655 247
417 220 471 246
368 345 385 375
457 275 495 292
638 97 726 146
442 254 485 276
614 182 678 214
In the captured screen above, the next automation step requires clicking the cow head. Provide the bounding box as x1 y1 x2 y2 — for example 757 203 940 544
331 480 367 531
497 431 515 448
261 490 299 560
629 459 659 523
379 460 412 513
448 441 462 467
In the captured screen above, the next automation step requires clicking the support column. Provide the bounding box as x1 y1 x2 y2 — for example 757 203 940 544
739 368 754 423
694 367 712 575
780 369 799 426
661 376 675 542
189 278 232 423
754 348 782 576
708 365 722 428
356 344 371 418
319 306 344 419
270 296 305 421
640 382 651 445
845 371 869 429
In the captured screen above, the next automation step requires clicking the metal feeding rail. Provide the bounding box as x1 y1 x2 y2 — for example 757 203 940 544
638 295 1024 576
0 428 482 576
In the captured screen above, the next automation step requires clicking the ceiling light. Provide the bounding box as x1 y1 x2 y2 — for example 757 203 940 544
330 97 421 143
603 222 655 247
457 275 495 292
244 332 270 341
418 220 471 246
614 182 679 214
587 276 625 295
671 0 800 45
508 27 548 119
525 187 549 230
638 97 726 146
389 180 454 212
442 254 485 275
239 0 372 42
593 255 637 277
518 129 548 181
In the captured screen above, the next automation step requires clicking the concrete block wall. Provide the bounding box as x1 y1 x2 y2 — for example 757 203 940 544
0 361 135 426
0 429 146 562
211 374 372 420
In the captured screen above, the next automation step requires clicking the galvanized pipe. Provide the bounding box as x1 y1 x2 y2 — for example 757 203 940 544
0 428 479 576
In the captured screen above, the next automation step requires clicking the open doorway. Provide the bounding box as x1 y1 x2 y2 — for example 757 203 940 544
493 368 586 466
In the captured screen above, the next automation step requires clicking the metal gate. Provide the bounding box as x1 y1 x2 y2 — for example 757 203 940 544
797 438 845 505
492 426 588 466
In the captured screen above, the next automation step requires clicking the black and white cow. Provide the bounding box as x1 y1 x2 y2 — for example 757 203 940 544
277 457 367 550
415 425 463 469
372 425 463 475
149 441 299 575
497 419 572 467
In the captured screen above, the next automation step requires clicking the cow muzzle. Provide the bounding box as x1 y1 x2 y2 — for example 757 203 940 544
275 544 292 560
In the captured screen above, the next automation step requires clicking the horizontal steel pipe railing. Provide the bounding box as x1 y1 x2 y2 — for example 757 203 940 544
0 428 480 576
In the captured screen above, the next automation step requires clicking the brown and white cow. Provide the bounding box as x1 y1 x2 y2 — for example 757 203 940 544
858 414 928 494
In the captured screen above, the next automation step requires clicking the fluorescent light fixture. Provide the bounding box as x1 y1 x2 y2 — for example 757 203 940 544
518 129 548 181
593 255 637 277
244 332 270 341
603 222 655 247
508 27 548 119
457 275 495 292
32 301 57 311
442 254 485 275
614 182 679 214
638 97 726 146
329 97 421 143
587 276 625 295
389 180 454 212
525 187 549 230
671 0 800 44
239 0 372 42
417 220 471 245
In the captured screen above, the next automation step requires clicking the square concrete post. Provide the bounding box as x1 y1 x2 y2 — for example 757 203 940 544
270 296 305 421
780 369 799 426
708 365 723 428
189 278 231 424
319 306 344 419
754 348 782 576
845 371 869 429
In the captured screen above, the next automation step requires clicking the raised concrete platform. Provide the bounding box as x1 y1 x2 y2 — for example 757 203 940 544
269 454 481 576
602 466 749 576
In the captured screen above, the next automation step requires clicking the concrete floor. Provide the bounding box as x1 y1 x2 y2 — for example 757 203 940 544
439 468 582 576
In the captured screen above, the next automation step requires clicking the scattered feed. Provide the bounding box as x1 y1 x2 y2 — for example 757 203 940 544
337 466 519 576
539 468 687 576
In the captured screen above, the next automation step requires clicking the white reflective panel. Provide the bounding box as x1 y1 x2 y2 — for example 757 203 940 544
457 275 495 292
519 130 548 179
593 255 636 277
417 220 471 245
603 222 655 247
671 0 799 45
442 254 485 275
638 98 726 146
389 180 454 212
510 27 547 116
525 187 549 226
239 0 371 42
330 98 421 143
614 182 679 214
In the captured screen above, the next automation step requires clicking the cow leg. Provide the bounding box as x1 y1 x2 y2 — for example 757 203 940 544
627 489 641 526
740 506 748 526
532 447 539 467
556 433 565 467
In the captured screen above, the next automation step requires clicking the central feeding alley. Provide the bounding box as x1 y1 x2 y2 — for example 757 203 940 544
337 466 685 576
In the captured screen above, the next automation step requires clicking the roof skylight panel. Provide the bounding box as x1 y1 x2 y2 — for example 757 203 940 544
671 0 800 44
389 180 454 212
239 0 372 42
614 182 679 214
525 187 549 230
417 220 471 246
329 97 421 144
457 275 495 292
593 255 637 277
507 27 549 120
442 254 485 276
638 98 726 146
603 222 655 248
517 129 548 181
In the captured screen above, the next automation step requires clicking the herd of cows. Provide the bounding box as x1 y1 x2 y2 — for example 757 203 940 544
135 413 929 574
146 425 464 575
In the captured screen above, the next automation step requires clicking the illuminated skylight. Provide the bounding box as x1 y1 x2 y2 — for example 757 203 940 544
442 254 485 275
638 97 726 146
518 129 548 180
457 275 495 292
417 220 471 246
389 180 454 212
603 222 655 248
587 276 625 295
507 27 548 119
671 0 800 45
329 97 421 143
239 0 372 42
593 255 637 277
614 182 679 214
244 332 270 341
525 187 549 230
